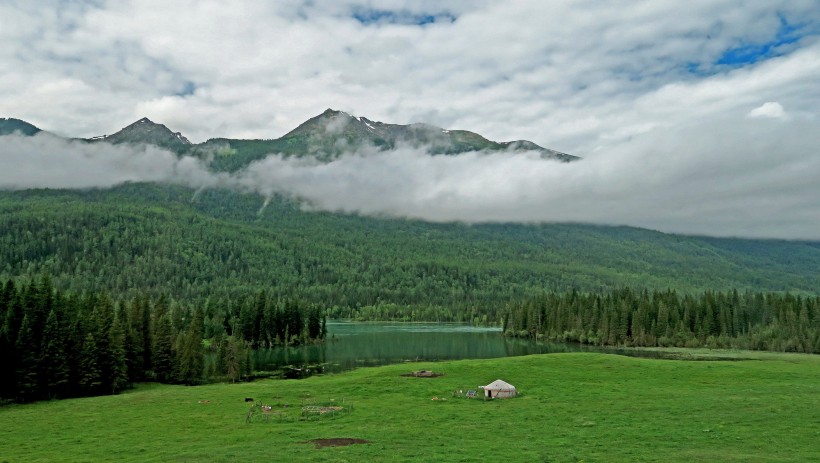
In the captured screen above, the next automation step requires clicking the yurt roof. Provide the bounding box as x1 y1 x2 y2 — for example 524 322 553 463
484 379 515 390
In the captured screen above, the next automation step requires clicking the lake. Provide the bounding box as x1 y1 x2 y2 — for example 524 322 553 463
253 321 609 378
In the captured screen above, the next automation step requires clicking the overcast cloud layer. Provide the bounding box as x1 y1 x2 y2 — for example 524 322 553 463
1 1 819 239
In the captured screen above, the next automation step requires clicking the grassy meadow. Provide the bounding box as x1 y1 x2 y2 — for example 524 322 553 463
1 352 818 462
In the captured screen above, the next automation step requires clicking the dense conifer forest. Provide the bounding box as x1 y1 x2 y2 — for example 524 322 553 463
0 276 326 403
503 288 820 353
2 183 819 403
2 184 819 315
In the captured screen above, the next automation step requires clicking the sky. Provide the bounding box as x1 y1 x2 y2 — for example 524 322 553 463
1 1 820 240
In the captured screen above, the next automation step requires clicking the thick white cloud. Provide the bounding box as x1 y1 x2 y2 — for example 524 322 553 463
747 102 786 119
2 110 818 239
233 116 820 240
0 133 223 190
2 1 818 143
1 0 819 239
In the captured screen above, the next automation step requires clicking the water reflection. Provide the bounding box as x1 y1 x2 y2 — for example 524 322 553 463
252 321 607 378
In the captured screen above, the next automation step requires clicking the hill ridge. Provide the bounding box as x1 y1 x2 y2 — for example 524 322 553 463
1 110 578 168
278 108 577 161
0 117 43 136
89 116 192 151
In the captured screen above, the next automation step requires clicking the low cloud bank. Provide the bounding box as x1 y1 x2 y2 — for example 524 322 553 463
1 114 818 240
0 133 223 190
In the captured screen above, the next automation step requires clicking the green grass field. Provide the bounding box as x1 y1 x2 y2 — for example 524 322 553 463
1 353 818 462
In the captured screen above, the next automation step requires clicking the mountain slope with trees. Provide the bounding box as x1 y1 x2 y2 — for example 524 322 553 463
1 112 818 317
1 184 818 325
2 114 819 404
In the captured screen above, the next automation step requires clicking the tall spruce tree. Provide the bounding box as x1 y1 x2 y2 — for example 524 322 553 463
139 295 153 377
284 299 303 344
0 280 11 337
152 314 175 382
176 307 204 385
218 336 245 383
0 280 21 398
78 333 102 395
92 295 115 392
115 301 138 383
109 317 129 393
41 309 70 398
15 314 40 401
64 297 86 398
307 305 321 339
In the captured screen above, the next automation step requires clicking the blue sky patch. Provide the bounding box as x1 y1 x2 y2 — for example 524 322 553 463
175 81 197 97
715 15 805 68
352 8 456 26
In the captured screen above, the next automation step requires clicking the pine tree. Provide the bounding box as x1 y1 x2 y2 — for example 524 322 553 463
284 299 303 344
176 307 204 385
260 297 276 348
92 295 115 391
218 336 246 383
41 309 70 398
116 302 139 383
253 291 266 347
242 342 253 379
15 314 40 401
307 305 321 339
0 280 21 399
78 333 102 395
109 317 129 393
239 301 256 346
152 314 175 383
26 276 53 348
139 295 153 377
0 279 12 329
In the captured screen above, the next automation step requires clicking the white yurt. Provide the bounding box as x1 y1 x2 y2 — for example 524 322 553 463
482 379 516 398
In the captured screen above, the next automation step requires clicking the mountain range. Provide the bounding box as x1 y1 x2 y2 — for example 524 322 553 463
1 110 578 172
1 111 819 315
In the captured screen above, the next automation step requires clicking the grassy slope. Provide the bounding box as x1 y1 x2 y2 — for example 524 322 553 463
1 353 818 462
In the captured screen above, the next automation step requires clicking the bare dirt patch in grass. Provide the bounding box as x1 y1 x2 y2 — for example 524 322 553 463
305 438 371 448
400 370 443 378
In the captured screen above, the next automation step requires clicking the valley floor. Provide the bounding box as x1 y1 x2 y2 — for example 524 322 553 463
1 352 818 462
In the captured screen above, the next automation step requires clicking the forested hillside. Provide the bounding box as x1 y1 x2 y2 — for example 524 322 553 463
2 184 819 324
504 288 820 353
